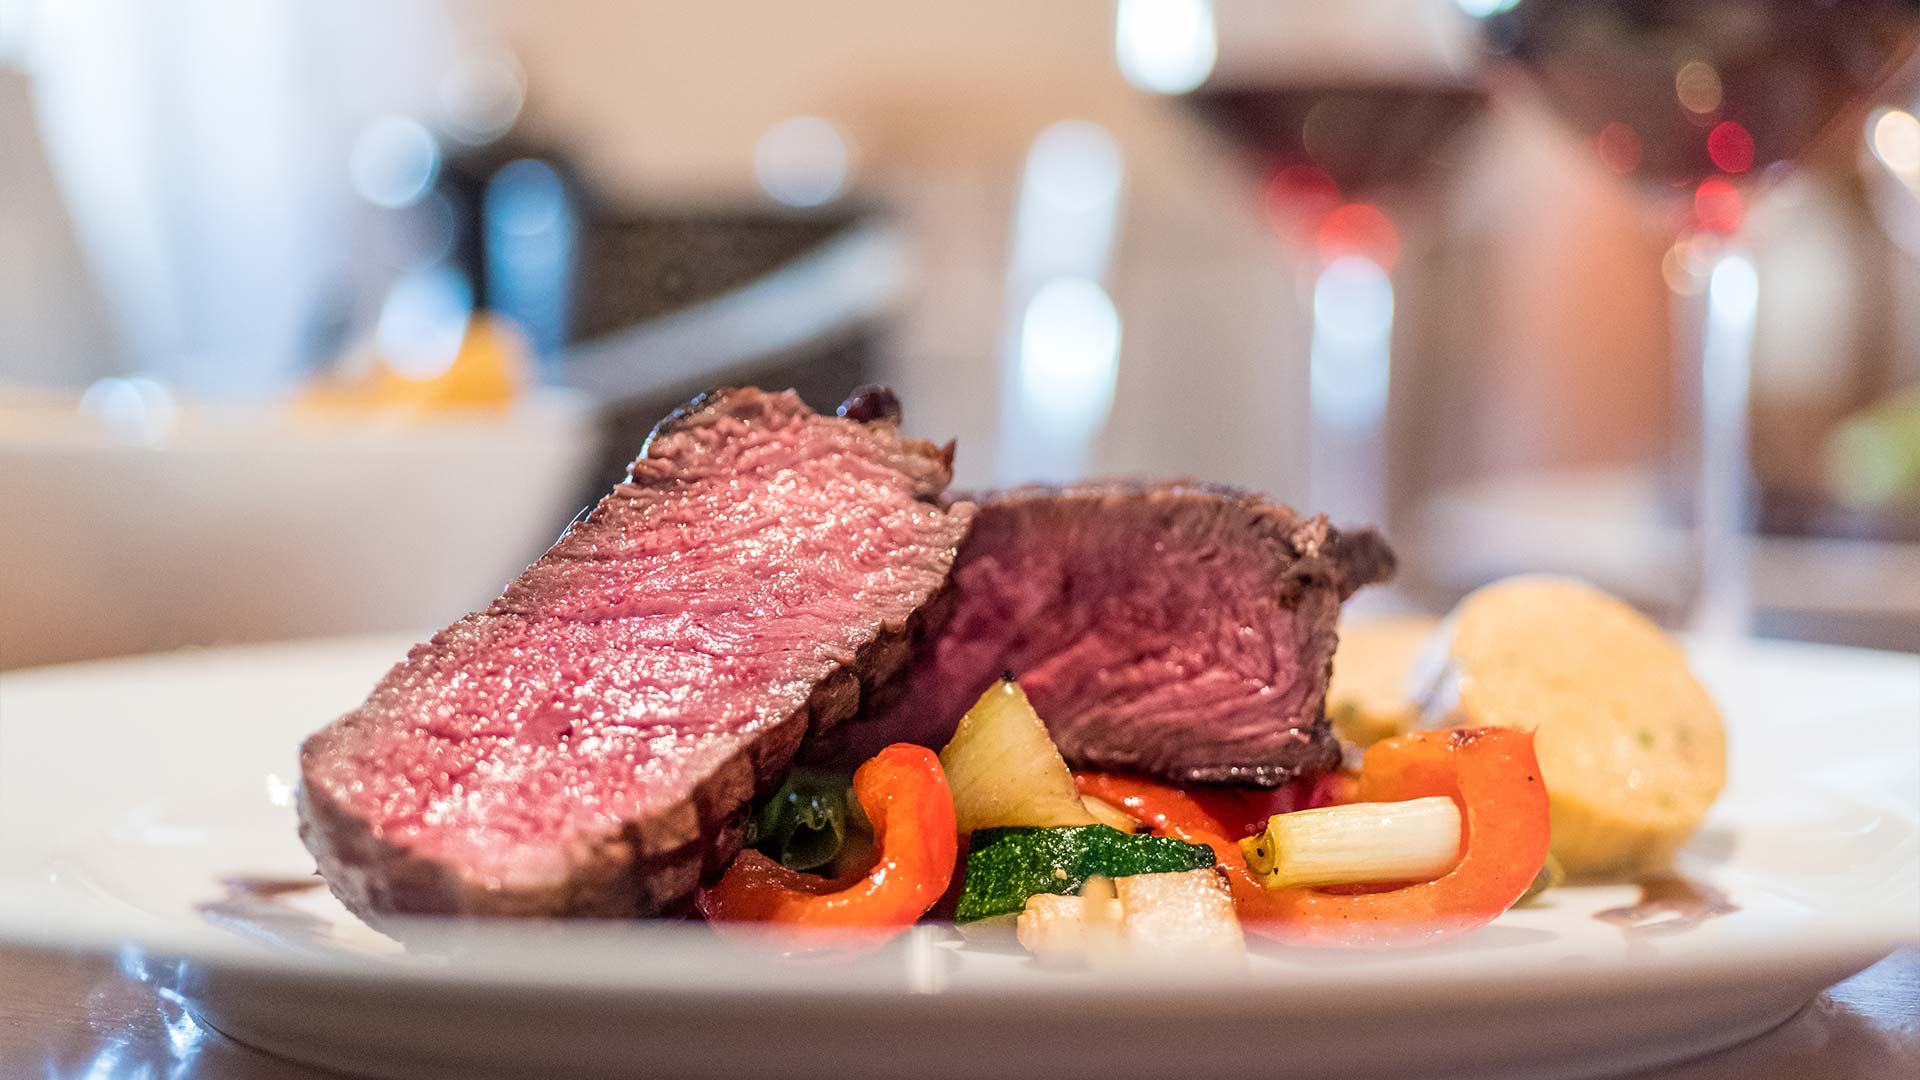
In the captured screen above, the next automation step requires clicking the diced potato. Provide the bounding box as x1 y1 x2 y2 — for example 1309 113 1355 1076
1114 870 1245 961
1015 870 1244 965
940 679 1100 832
1015 892 1124 961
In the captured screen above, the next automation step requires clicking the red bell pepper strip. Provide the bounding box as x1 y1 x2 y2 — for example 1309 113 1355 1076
1075 772 1236 849
1181 773 1357 839
697 743 957 940
1078 728 1550 947
1074 772 1355 849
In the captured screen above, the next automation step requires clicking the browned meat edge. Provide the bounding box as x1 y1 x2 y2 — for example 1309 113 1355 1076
296 387 963 919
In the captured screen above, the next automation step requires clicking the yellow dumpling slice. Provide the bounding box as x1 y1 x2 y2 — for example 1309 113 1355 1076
1419 577 1726 880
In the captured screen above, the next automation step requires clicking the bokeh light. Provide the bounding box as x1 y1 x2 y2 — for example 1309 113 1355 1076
1115 0 1216 95
1596 122 1643 175
80 376 178 446
1709 252 1760 329
754 116 851 207
349 116 440 209
376 267 475 380
1262 164 1342 241
439 48 526 145
1707 120 1754 174
1017 120 1126 277
485 159 576 361
1662 234 1719 296
1869 107 1920 177
1675 60 1724 116
1018 277 1122 435
1315 203 1400 271
1694 178 1743 233
1310 255 1395 431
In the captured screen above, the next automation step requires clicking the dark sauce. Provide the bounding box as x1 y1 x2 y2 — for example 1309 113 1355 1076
196 875 333 945
217 875 323 899
1594 873 1739 937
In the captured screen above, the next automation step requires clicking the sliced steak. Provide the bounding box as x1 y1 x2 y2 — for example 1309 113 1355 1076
298 388 974 919
812 482 1394 786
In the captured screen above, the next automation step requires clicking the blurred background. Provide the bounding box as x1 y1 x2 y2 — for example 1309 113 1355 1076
2 0 1918 668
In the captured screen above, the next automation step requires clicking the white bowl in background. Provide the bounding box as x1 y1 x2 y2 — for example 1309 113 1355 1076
0 390 600 670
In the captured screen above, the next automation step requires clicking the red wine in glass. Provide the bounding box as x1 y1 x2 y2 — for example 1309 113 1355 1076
1181 80 1490 194
1480 0 1920 636
1178 77 1490 536
1483 0 1920 194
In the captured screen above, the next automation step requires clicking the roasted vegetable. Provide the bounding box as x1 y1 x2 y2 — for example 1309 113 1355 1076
1238 796 1461 889
955 825 1217 922
1081 729 1550 948
1234 728 1548 945
940 677 1100 832
1016 889 1124 961
1016 870 1243 963
697 744 957 940
1075 772 1247 845
748 766 855 872
1184 777 1335 839
1079 794 1143 834
1113 869 1244 959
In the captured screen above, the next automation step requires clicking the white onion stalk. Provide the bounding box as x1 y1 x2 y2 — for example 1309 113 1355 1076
1239 797 1462 889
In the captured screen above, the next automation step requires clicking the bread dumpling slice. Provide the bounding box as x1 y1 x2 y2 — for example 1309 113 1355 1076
1413 576 1726 880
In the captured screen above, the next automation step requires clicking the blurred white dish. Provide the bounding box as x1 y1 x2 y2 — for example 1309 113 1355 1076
0 391 597 669
0 633 1914 1079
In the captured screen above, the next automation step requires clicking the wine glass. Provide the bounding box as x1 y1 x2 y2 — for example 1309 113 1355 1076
1475 0 1920 639
1118 0 1490 537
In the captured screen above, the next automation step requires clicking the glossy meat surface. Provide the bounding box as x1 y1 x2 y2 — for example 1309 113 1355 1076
298 388 973 918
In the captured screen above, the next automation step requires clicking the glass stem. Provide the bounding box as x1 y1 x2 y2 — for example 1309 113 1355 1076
1677 235 1759 642
1308 253 1395 533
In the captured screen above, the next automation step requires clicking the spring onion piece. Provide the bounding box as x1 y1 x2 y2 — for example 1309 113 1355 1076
748 766 855 872
1238 796 1462 889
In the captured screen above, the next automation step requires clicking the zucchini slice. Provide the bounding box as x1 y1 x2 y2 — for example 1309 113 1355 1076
955 825 1216 922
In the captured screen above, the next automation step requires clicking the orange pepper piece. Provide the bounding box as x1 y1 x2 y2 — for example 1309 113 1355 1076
697 743 957 940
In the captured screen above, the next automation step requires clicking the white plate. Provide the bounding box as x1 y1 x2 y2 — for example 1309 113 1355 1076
1 635 1915 1080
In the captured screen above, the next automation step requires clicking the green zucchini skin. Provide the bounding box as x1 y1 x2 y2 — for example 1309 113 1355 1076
954 825 1217 922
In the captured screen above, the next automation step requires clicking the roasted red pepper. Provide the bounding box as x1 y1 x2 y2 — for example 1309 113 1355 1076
1075 772 1236 848
697 743 957 940
1184 773 1356 839
1079 728 1550 947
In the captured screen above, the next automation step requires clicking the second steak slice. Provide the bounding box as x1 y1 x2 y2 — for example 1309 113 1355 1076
815 483 1394 786
298 388 973 919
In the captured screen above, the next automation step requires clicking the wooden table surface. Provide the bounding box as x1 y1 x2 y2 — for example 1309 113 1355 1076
3 945 1916 1078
